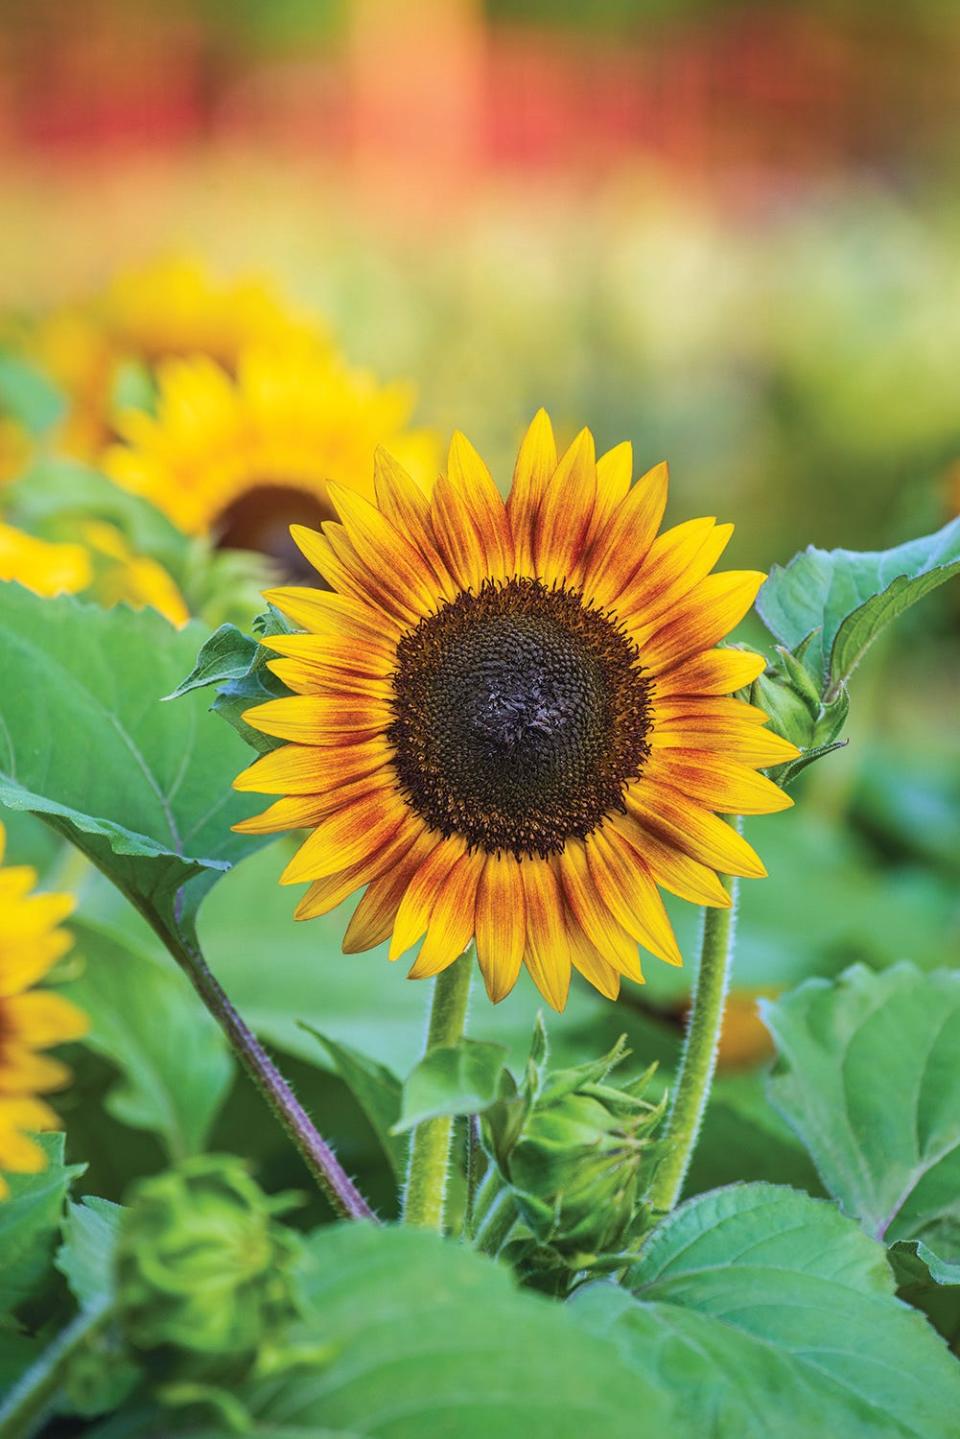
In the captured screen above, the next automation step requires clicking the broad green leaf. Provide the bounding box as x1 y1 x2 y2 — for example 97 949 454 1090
0 353 65 435
64 920 233 1159
572 1182 960 1439
56 1197 123 1309
757 516 960 694
300 1028 406 1178
0 586 266 945
0 1135 84 1313
395 1039 510 1133
241 1223 673 1437
763 964 960 1286
164 623 259 701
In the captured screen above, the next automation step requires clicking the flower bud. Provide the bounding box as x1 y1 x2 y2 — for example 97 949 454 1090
116 1154 300 1360
484 1031 664 1264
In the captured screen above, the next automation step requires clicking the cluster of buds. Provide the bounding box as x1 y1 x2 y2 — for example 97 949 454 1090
746 640 848 785
480 1025 666 1280
115 1154 302 1363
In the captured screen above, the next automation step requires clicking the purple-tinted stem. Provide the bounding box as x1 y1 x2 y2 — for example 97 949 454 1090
169 929 377 1222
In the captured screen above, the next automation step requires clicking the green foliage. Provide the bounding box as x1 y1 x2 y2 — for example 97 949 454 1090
57 1197 123 1310
572 1183 960 1439
0 1135 84 1313
395 1039 511 1132
763 964 960 1305
64 921 233 1159
758 516 960 697
0 586 266 946
0 352 65 435
300 1028 407 1178
252 1222 674 1438
170 605 295 754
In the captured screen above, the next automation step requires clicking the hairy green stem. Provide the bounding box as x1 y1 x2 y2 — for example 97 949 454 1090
0 1296 112 1438
164 927 377 1222
403 950 473 1230
649 819 741 1212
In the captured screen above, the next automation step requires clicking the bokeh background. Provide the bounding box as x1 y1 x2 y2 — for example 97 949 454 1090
1 0 957 1212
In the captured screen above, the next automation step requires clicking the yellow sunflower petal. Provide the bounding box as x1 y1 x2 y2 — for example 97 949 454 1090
374 447 457 601
293 815 426 920
627 779 768 878
389 836 467 960
645 750 794 816
233 767 395 835
566 917 622 1001
620 520 733 629
507 408 557 575
288 525 370 606
261 632 395 677
0 1044 71 1096
581 460 669 608
556 841 643 980
407 849 485 980
638 571 766 674
588 441 633 542
445 431 514 582
263 586 402 644
475 852 526 1003
342 826 438 953
280 791 408 884
519 858 571 1012
533 427 596 585
319 521 427 628
234 737 391 796
586 829 682 966
266 657 392 700
326 482 445 618
605 810 732 909
1 992 88 1047
657 647 767 697
242 694 390 744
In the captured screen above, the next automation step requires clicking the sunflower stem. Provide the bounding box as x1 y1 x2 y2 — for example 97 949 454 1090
403 948 473 1231
0 1294 112 1438
648 817 741 1213
164 927 376 1222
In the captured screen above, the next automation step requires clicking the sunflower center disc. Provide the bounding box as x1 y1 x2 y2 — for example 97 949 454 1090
389 578 653 857
215 483 334 581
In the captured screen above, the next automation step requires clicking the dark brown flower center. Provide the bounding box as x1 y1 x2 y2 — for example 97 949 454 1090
215 483 333 582
388 577 653 857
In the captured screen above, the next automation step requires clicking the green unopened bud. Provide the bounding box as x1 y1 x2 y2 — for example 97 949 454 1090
116 1155 301 1359
485 1036 664 1263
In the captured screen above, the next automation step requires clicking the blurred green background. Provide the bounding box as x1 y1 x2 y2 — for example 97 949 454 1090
0 0 957 1217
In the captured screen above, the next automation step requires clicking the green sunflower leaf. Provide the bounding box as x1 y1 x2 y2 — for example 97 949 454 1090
64 920 233 1159
56 1196 123 1310
0 585 267 948
571 1182 960 1439
0 1134 84 1313
163 622 260 701
762 964 960 1313
757 515 960 697
299 1027 406 1178
236 1222 674 1437
0 353 66 436
394 1038 511 1133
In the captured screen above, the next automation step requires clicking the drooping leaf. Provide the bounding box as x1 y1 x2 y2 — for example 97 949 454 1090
64 920 233 1159
394 1039 511 1133
300 1028 406 1178
0 1134 84 1312
56 1196 123 1309
757 517 960 695
0 586 267 946
0 353 66 435
572 1182 960 1439
240 1222 673 1437
763 964 960 1294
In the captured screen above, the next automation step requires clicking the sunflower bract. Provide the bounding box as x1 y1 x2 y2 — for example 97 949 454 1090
235 411 799 1010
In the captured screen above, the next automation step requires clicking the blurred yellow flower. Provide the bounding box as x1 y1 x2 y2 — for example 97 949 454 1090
104 346 438 574
81 521 189 628
0 821 87 1199
0 521 91 596
35 255 326 460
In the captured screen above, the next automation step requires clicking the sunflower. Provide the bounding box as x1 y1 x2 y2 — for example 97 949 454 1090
0 521 91 597
233 412 799 1010
103 346 438 576
35 255 325 460
0 821 87 1198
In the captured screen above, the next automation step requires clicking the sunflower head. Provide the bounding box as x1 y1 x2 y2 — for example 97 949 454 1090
104 346 439 572
234 411 799 1011
0 821 87 1198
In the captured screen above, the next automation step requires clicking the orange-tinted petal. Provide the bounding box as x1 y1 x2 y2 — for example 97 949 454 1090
557 841 643 980
234 737 391 796
507 408 557 575
519 857 571 1011
475 852 526 1003
627 779 768 878
657 646 767 697
582 461 669 608
407 849 485 979
645 750 794 815
390 835 467 960
533 427 596 585
637 571 766 674
280 790 408 884
586 828 682 966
